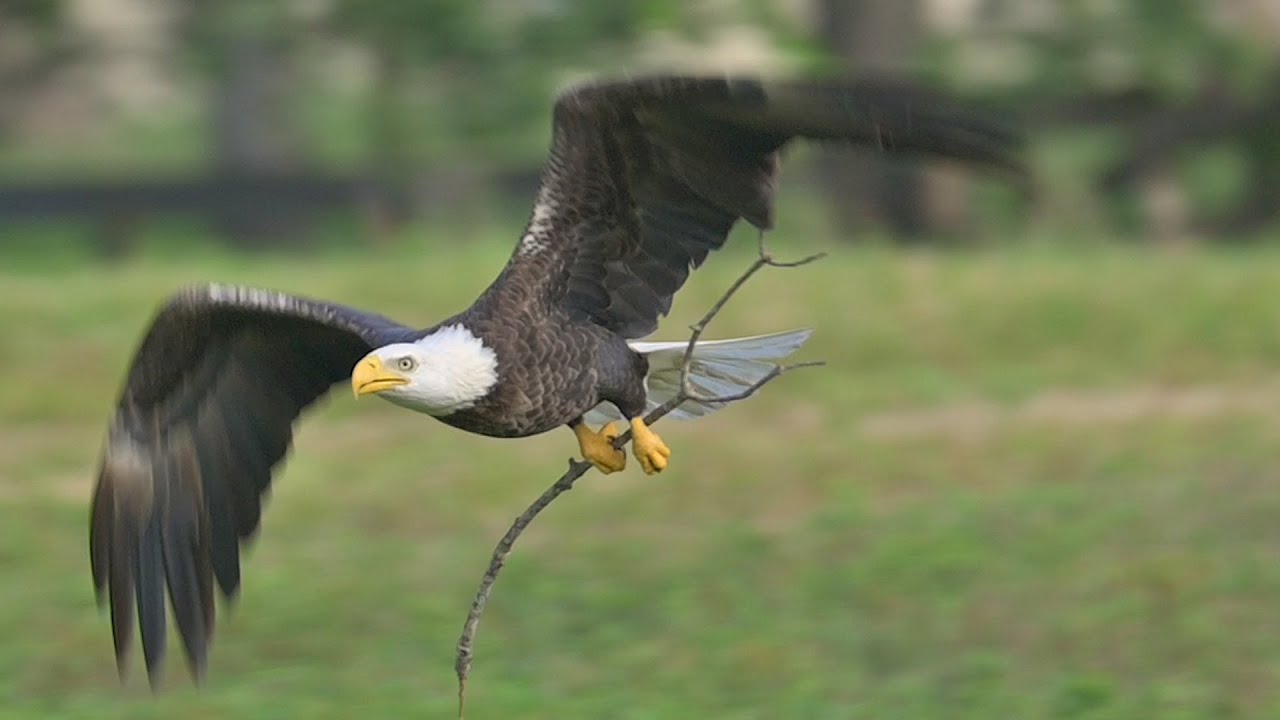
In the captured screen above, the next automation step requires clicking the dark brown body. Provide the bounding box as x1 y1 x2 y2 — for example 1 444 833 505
439 301 649 439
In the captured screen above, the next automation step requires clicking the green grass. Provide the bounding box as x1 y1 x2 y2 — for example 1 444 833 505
6 237 1280 718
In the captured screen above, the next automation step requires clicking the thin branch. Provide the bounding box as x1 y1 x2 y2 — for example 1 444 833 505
677 232 824 398
454 240 824 718
689 360 826 405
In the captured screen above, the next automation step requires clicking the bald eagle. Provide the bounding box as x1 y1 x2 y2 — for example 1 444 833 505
89 75 1023 683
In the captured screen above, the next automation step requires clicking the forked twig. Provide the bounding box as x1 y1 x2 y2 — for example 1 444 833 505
454 235 824 718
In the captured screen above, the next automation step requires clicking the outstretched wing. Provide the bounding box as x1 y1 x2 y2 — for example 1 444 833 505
491 75 1025 338
88 283 417 683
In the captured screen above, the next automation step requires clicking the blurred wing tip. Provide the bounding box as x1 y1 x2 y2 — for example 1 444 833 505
190 658 209 686
180 630 214 682
145 665 165 691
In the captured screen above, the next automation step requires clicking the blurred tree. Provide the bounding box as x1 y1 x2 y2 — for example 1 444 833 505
326 0 697 232
177 0 309 247
1095 0 1279 239
11 1 1062 251
328 0 505 231
929 0 1280 240
0 0 80 139
815 0 933 241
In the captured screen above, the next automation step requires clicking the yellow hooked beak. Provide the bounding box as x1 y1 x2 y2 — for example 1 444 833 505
351 356 409 398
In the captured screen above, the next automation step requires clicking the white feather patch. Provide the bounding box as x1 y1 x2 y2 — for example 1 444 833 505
582 328 813 426
374 325 499 416
517 189 559 256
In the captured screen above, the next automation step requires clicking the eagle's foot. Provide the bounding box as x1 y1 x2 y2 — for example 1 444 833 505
574 422 626 474
629 417 671 474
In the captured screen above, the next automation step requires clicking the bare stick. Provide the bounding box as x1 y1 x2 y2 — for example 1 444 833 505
676 233 825 397
454 240 824 718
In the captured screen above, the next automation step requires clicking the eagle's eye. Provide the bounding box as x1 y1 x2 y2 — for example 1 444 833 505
396 356 416 372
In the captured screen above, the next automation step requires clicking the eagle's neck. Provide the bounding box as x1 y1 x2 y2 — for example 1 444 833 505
383 324 499 416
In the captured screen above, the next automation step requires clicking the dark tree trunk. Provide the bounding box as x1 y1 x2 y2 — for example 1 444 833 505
360 47 414 240
212 34 297 175
816 0 926 241
205 9 306 249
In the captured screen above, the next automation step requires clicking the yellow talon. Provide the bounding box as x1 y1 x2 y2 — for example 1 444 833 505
574 422 626 474
629 417 671 475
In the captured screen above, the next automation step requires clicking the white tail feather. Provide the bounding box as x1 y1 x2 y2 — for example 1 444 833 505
582 329 813 426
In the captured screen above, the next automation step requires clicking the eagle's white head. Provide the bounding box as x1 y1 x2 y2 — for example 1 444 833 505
351 324 498 416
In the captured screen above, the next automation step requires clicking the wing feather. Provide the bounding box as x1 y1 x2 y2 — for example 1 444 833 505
492 75 1025 338
89 283 416 683
159 427 214 680
193 431 241 595
135 509 167 683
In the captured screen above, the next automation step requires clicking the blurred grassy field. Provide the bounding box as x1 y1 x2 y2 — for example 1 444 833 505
5 235 1280 719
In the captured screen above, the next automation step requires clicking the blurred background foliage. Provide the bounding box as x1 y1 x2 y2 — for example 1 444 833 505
2 0 1278 257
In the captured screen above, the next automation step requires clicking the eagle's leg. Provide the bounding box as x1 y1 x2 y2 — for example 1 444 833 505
572 419 626 474
629 417 671 475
